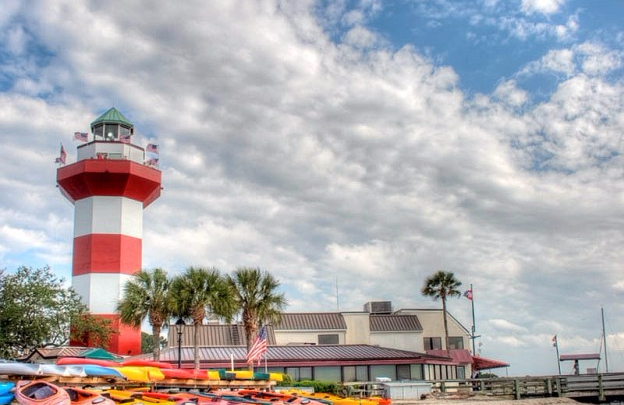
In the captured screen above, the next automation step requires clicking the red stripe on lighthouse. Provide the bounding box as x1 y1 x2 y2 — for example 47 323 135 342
73 234 142 276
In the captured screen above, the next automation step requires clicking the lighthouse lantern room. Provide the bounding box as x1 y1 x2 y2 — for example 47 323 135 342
57 107 161 355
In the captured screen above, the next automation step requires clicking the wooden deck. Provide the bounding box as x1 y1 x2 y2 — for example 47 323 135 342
433 373 624 402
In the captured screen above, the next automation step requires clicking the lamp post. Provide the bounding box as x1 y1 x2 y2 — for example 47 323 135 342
175 318 185 369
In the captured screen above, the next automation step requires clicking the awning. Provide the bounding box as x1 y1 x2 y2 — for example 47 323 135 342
473 355 509 370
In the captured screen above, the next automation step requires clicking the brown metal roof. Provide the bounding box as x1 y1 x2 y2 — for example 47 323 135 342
370 315 422 332
274 313 346 330
167 324 276 347
133 344 449 368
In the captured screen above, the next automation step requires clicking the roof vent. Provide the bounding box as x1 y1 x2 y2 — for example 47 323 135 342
364 301 392 314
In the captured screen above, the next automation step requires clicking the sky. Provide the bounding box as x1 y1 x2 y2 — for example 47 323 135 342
1 0 623 377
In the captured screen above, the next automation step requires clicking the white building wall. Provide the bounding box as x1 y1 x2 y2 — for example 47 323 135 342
342 312 371 344
370 331 423 352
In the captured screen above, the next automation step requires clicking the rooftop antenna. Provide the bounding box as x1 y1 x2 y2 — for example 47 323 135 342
335 277 340 311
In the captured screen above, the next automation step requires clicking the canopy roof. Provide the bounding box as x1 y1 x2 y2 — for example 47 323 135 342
473 355 510 370
90 107 133 128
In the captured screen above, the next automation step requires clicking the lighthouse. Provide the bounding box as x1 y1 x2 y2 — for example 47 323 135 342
57 108 161 355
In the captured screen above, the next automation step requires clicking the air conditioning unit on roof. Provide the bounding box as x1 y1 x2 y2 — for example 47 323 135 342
364 301 392 314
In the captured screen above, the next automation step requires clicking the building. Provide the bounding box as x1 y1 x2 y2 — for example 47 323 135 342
157 301 507 381
57 108 162 356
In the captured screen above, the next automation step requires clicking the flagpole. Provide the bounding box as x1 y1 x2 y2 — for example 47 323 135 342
470 283 476 356
553 335 561 375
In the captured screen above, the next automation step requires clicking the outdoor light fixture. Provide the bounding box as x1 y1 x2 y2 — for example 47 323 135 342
175 317 185 369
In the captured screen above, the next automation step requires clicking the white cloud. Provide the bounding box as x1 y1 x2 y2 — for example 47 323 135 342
521 0 567 15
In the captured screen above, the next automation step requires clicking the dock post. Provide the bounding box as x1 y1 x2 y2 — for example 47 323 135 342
598 374 605 402
514 379 521 400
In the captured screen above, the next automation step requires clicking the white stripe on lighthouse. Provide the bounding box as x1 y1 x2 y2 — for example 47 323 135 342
72 273 134 314
74 196 143 238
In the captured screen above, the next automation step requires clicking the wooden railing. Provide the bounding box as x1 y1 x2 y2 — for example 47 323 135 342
431 373 624 401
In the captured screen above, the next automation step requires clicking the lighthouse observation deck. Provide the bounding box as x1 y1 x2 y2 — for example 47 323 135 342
77 140 147 164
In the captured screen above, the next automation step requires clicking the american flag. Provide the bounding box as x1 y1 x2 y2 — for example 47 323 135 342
74 132 88 142
146 143 159 153
55 144 67 165
246 326 268 364
120 133 131 144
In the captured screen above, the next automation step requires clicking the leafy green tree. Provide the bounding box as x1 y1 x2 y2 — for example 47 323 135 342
421 270 462 353
170 267 235 370
141 331 167 354
117 268 172 361
226 267 286 365
0 266 112 358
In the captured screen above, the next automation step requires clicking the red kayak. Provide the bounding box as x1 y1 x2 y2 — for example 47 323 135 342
57 357 120 367
14 380 70 405
65 387 116 405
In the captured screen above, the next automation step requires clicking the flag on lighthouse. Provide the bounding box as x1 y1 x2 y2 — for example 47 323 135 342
146 143 159 154
55 144 67 165
74 132 88 142
246 326 268 364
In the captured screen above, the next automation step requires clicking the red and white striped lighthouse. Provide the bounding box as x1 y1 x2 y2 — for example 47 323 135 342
57 108 161 355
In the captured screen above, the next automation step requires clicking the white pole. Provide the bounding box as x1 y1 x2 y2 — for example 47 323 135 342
231 353 234 371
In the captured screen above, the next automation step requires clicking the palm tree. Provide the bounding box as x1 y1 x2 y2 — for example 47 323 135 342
226 267 287 365
421 270 462 353
116 268 171 361
169 267 235 370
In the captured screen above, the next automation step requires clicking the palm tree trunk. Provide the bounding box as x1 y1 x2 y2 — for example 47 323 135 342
442 297 450 355
152 325 161 361
193 321 200 370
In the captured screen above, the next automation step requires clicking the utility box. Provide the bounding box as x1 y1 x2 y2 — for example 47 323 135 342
383 381 432 400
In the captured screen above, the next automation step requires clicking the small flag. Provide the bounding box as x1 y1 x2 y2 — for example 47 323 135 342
246 326 268 365
74 132 88 142
120 133 131 144
463 289 473 300
146 157 159 167
146 143 158 154
552 335 558 347
55 144 67 165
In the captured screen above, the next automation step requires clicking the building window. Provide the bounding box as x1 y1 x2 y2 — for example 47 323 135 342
397 365 410 380
424 337 442 350
343 366 356 382
318 334 339 344
448 336 464 349
410 364 423 380
356 365 368 381
457 366 466 379
370 365 396 381
315 366 341 382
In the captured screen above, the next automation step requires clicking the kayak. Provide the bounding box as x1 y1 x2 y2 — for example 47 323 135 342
277 390 387 405
57 357 120 367
39 364 87 377
236 390 326 405
0 361 41 376
82 364 126 379
121 360 172 369
14 380 70 405
102 390 178 405
64 387 116 405
0 382 15 405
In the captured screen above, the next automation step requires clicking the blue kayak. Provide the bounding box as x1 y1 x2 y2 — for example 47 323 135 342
83 364 126 378
0 382 15 405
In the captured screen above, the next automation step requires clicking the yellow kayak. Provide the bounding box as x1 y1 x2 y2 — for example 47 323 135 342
102 390 177 405
279 390 381 405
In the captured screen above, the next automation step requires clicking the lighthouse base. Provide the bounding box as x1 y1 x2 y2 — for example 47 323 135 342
70 314 142 356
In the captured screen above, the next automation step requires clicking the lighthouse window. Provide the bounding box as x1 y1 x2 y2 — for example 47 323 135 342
93 125 103 138
104 124 118 140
